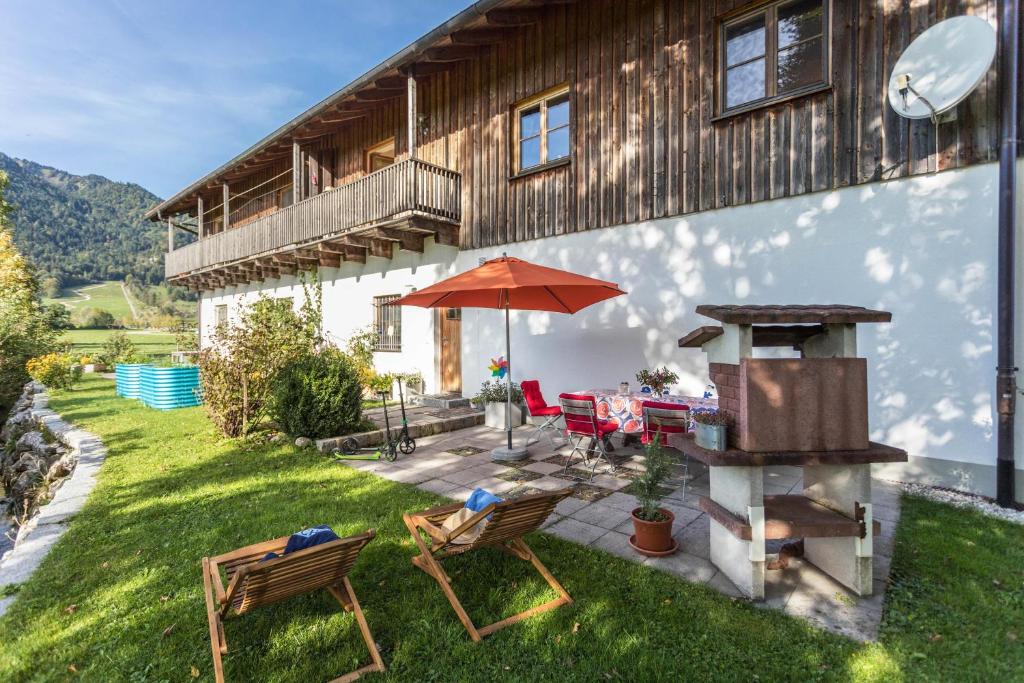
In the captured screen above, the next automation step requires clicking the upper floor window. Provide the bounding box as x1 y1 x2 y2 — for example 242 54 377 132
373 294 401 352
513 85 570 175
719 0 829 116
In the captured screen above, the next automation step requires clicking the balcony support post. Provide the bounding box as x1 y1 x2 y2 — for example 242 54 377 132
406 74 417 160
167 217 174 252
292 141 304 203
196 196 204 239
222 184 231 230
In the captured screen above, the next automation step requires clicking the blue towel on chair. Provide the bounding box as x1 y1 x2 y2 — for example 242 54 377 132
261 525 340 562
465 488 502 520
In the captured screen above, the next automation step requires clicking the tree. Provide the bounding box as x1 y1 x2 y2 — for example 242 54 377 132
0 170 55 416
71 306 116 329
43 303 71 331
199 291 321 437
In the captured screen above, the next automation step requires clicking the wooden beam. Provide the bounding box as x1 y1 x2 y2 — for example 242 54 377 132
196 196 204 239
222 184 231 230
354 88 404 101
407 75 417 160
292 142 303 202
422 44 485 62
364 227 425 253
373 75 407 90
407 61 455 77
450 28 515 45
429 224 459 247
337 235 393 260
484 8 545 26
167 217 174 252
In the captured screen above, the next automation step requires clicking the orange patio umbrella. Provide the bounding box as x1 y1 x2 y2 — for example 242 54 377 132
391 254 626 459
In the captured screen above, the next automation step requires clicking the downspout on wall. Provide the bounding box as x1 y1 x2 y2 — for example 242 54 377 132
996 0 1020 507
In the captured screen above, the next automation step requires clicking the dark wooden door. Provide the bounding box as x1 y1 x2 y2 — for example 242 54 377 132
439 308 462 393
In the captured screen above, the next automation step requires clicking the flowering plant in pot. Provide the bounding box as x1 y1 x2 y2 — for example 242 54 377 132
629 432 678 556
635 366 679 396
693 410 728 451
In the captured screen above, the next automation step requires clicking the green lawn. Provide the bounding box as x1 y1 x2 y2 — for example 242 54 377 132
59 329 178 359
0 376 1021 681
45 281 136 319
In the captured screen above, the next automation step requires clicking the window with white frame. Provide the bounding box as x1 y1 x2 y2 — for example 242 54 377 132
214 304 228 331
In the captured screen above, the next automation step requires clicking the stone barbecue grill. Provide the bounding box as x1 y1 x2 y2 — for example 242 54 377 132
677 304 908 600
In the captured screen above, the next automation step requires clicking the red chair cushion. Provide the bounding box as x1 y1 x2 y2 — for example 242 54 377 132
522 380 556 417
641 400 690 445
559 393 617 437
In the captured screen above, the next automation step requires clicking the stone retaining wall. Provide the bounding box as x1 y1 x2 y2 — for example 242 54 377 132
0 383 107 616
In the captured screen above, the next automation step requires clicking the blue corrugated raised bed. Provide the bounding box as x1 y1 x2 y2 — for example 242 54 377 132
138 365 202 410
114 363 148 399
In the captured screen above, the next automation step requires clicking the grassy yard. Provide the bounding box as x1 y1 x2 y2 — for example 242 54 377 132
45 281 136 319
1 376 1021 681
59 329 178 359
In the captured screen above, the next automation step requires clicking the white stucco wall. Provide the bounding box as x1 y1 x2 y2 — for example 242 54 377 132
197 160 1023 500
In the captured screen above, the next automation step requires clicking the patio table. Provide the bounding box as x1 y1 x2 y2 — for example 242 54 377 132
577 389 717 434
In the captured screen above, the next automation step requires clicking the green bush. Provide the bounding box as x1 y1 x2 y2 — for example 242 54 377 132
26 352 82 390
270 347 363 439
98 331 145 366
71 306 116 329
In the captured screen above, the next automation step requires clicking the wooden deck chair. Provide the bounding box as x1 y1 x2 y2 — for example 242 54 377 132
403 489 574 642
201 529 385 683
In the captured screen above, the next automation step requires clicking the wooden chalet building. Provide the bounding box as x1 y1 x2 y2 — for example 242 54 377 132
148 0 1023 501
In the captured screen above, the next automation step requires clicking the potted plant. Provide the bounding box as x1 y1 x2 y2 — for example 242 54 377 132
472 380 525 429
629 434 678 556
693 410 728 451
635 366 679 396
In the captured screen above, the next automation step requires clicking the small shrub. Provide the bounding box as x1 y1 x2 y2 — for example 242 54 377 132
200 293 320 438
692 410 728 426
632 434 673 522
70 306 116 329
26 352 81 389
99 331 145 366
472 380 523 406
270 347 363 439
345 326 378 390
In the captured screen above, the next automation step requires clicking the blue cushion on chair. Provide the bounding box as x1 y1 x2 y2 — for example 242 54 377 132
465 488 502 519
260 525 340 562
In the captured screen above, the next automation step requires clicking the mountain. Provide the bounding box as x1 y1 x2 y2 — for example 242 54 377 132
0 152 171 287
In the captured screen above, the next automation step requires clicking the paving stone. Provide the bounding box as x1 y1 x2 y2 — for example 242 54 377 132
570 502 633 531
661 502 707 528
540 513 563 530
674 514 711 559
554 496 589 517
644 550 717 583
522 461 563 475
467 477 520 495
416 478 461 497
706 571 745 599
545 517 608 545
601 491 640 513
590 474 630 491
530 476 576 492
591 530 638 560
384 468 436 485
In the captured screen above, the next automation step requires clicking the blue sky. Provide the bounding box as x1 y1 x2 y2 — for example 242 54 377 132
0 0 470 198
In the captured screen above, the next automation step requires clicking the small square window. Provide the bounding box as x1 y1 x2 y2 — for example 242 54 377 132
513 85 571 174
214 304 228 330
719 0 829 116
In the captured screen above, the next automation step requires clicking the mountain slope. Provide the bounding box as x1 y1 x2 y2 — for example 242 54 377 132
0 152 169 287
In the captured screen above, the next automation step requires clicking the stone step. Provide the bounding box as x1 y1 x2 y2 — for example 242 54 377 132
315 409 483 452
414 393 472 409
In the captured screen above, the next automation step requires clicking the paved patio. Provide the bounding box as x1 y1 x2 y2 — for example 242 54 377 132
335 423 901 641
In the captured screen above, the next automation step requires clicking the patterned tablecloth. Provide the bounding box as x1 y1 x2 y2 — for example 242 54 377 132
577 390 718 434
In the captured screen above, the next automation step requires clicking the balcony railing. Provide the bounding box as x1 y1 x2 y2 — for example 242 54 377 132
166 158 461 278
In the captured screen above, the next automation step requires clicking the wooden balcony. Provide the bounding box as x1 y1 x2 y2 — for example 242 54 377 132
166 158 461 291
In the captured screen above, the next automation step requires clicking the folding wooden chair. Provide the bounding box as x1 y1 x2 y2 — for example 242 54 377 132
403 489 574 642
202 529 385 683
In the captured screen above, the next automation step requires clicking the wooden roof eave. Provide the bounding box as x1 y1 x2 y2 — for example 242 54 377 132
144 0 527 222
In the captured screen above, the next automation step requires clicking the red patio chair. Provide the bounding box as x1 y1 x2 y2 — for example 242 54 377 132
642 400 691 498
522 380 564 448
558 393 619 480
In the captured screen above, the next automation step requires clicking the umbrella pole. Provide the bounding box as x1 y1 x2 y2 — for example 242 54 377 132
505 301 513 451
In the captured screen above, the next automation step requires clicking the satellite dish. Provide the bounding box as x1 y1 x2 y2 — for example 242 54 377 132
888 15 996 120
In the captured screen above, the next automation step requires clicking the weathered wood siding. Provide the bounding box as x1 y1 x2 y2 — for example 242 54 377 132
213 0 1002 251
409 0 1000 249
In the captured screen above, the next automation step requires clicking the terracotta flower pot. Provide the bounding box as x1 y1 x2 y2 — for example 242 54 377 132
629 507 678 557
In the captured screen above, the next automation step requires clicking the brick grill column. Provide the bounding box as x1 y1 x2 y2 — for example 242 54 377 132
709 362 742 446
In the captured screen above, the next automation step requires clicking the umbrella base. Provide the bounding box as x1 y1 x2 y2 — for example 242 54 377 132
491 445 529 462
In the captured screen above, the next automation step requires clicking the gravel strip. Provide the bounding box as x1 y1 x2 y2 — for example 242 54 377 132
889 480 1024 525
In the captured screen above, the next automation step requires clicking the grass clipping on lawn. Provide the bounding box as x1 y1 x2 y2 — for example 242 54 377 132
0 375 1020 681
